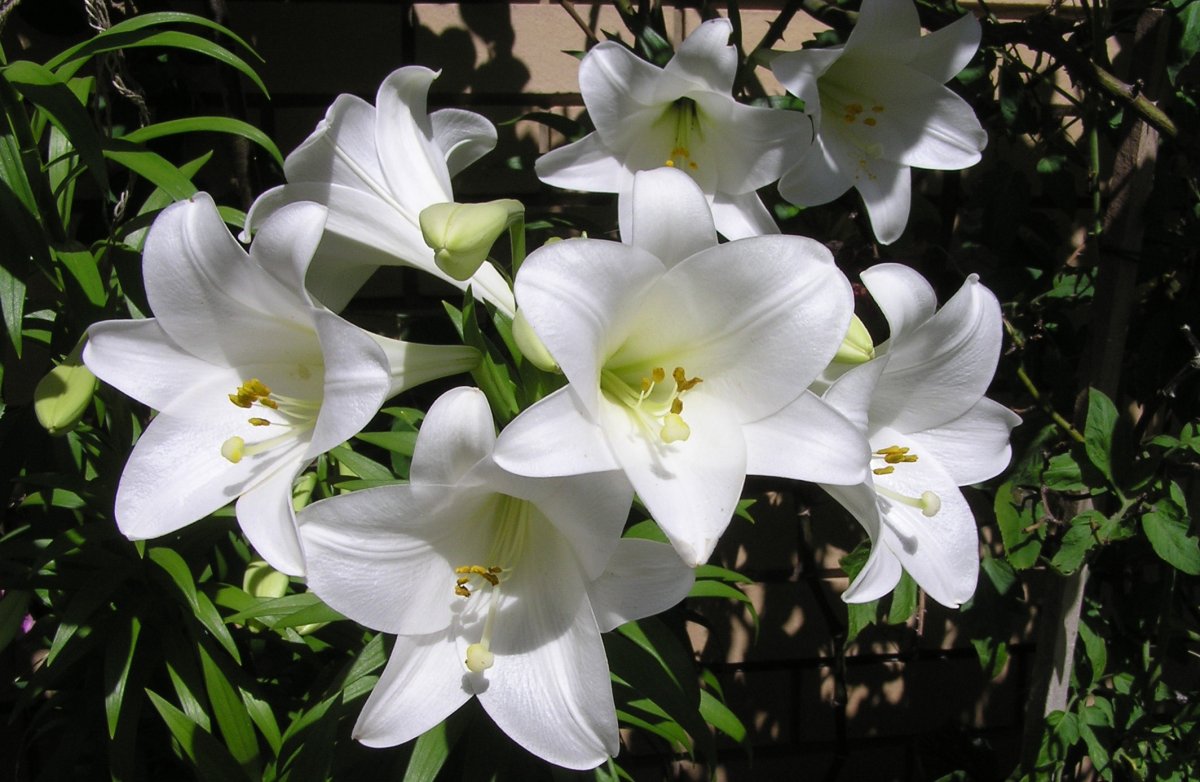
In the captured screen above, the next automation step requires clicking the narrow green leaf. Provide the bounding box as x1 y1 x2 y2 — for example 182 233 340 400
886 570 918 625
104 144 197 201
329 444 394 482
1078 613 1107 687
149 546 241 662
698 689 745 743
240 689 282 756
354 430 417 455
0 252 27 355
121 116 283 168
146 689 252 782
401 719 466 782
54 248 106 306
198 643 260 775
103 615 141 738
0 589 31 654
1084 387 1118 482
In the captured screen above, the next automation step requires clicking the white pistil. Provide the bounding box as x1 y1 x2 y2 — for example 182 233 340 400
871 445 941 517
220 378 320 463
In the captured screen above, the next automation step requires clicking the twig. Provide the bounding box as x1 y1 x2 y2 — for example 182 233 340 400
558 0 599 49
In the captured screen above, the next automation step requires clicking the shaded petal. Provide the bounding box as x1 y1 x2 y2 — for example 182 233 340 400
854 156 911 245
861 263 938 343
482 534 617 769
589 538 694 632
911 12 982 82
628 168 716 266
743 390 869 485
236 465 306 576
666 19 736 94
535 133 631 194
515 240 664 417
770 46 844 120
691 94 812 194
843 0 920 59
821 358 887 434
431 107 498 176
493 386 620 476
283 92 386 192
871 274 1002 432
411 387 497 486
822 480 903 603
610 235 851 422
299 483 490 634
871 78 986 170
905 397 1020 486
709 190 780 240
84 319 225 412
600 392 746 566
353 629 472 747
580 44 695 152
375 67 454 207
777 136 853 208
246 201 328 302
306 311 392 458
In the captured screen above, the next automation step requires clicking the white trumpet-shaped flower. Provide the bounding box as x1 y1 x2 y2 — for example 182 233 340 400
494 168 868 566
771 0 987 244
537 18 811 240
245 67 516 315
821 263 1020 607
83 195 478 575
298 387 693 769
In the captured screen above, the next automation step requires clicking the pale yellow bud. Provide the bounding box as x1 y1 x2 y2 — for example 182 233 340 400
834 315 875 365
512 309 559 373
420 199 524 281
34 359 97 436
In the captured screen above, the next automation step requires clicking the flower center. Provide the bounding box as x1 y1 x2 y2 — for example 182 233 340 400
871 445 941 517
220 377 320 463
600 365 703 444
662 98 702 172
821 84 888 180
454 494 532 673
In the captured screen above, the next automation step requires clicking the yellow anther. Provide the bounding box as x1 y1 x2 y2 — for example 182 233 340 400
664 159 676 167
673 366 702 392
863 117 877 127
248 417 271 427
651 367 666 383
455 584 472 598
670 398 684 415
847 103 863 114
872 105 885 112
873 466 895 475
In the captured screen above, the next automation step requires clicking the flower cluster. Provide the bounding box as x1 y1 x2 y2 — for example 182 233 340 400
82 2 1016 771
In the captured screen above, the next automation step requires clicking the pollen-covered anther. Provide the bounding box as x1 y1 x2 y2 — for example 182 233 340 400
453 564 504 598
248 417 272 427
876 445 918 464
673 366 702 392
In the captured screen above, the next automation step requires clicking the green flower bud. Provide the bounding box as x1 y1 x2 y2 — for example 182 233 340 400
34 359 97 436
512 309 559 373
833 314 875 365
420 199 524 281
243 560 325 635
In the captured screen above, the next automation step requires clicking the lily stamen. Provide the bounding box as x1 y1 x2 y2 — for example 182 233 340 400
876 485 942 517
602 365 703 444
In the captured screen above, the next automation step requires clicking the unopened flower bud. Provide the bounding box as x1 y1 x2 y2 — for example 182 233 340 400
420 199 524 281
512 309 559 373
833 315 875 365
34 359 97 436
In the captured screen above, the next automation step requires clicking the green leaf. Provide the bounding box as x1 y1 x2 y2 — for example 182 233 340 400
55 248 106 306
1043 451 1086 491
121 116 283 168
353 430 417 455
329 444 394 482
197 643 260 776
994 481 1042 569
687 580 759 626
0 589 31 654
223 593 345 629
240 689 282 756
698 689 745 743
1140 497 1200 575
0 249 28 355
1050 520 1095 574
2 60 110 194
146 689 252 782
148 546 241 662
886 570 918 625
402 717 467 782
1084 387 1119 483
103 615 141 738
1078 613 1107 688
104 144 198 201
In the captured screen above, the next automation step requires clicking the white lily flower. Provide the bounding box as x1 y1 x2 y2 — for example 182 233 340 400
771 0 987 244
493 168 869 566
821 263 1021 607
298 387 693 769
536 18 811 240
245 66 516 316
83 195 478 575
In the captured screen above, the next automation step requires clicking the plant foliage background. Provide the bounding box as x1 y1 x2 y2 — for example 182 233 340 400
1 0 1198 780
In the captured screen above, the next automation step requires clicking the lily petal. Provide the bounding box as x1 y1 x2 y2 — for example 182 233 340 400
432 107 498 176
375 67 454 207
665 18 736 94
534 132 633 194
306 311 392 458
743 390 870 485
236 465 306 576
854 155 911 245
493 386 620 477
410 386 497 486
628 167 717 267
912 11 982 82
709 189 781 240
860 262 938 343
588 538 695 632
777 137 854 209
905 397 1021 486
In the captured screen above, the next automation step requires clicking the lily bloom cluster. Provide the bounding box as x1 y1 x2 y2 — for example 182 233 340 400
80 1 1016 771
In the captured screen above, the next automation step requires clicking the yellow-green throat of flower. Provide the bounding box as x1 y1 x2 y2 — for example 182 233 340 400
220 377 319 463
601 365 703 444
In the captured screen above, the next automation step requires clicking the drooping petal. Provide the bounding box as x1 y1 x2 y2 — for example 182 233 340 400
866 77 986 171
492 386 620 477
236 464 306 576
777 137 854 209
743 390 869 485
911 11 982 82
431 107 498 176
353 629 472 748
482 533 618 769
853 155 911 245
283 92 387 193
769 46 844 122
410 387 497 486
821 480 903 603
246 200 328 303
821 358 887 434
515 240 664 417
905 397 1021 486
870 273 1002 432
588 538 695 632
691 94 812 195
84 319 227 413
609 235 852 423
665 18 736 94
579 43 696 153
599 391 747 566
860 263 938 344
298 482 491 634
627 167 717 267
535 133 632 194
374 67 455 207
709 189 780 240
